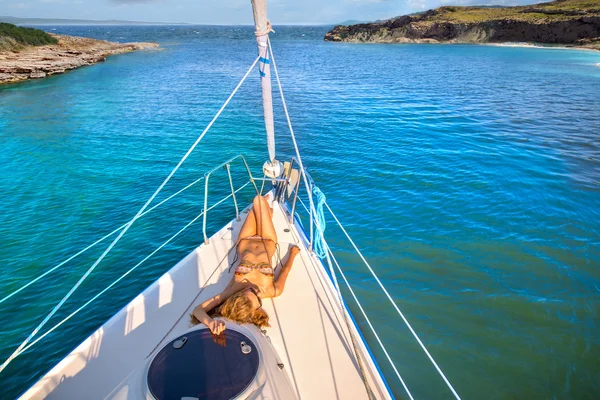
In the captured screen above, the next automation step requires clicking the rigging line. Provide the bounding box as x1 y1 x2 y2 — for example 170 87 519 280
322 224 375 399
0 56 260 374
323 200 462 400
146 217 244 359
14 181 251 359
326 245 415 400
297 196 412 398
297 199 375 399
266 38 317 248
269 39 374 398
0 176 206 306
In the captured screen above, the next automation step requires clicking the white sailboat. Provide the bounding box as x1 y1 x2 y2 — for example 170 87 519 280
2 1 462 399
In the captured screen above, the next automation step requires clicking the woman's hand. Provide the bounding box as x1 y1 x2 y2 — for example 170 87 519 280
289 245 300 258
206 318 226 335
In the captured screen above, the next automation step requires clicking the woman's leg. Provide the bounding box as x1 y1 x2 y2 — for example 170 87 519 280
236 194 274 242
236 207 257 244
253 195 277 244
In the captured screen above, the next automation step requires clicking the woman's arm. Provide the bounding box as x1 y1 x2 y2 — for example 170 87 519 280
192 295 224 335
192 282 237 334
192 293 223 324
274 245 300 297
193 280 258 334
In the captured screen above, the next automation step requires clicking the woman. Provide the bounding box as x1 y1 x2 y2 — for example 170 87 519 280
192 194 300 335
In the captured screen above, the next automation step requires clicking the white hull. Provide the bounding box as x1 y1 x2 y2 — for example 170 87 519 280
20 201 392 399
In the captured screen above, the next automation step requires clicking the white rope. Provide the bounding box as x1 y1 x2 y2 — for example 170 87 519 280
267 38 317 248
271 37 459 398
0 56 260 374
296 196 414 399
296 200 375 398
269 40 375 398
0 176 205 306
327 246 415 399
323 201 462 400
320 217 375 399
12 181 250 360
255 20 274 36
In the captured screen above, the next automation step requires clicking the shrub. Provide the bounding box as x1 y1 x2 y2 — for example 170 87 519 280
0 23 58 47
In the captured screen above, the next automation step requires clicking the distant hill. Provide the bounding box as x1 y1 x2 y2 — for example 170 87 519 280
337 20 367 25
0 16 189 25
325 0 600 50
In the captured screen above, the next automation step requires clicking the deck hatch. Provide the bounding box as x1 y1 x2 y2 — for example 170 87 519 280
147 328 260 400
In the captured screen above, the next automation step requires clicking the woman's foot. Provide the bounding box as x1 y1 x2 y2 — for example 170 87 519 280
263 193 274 218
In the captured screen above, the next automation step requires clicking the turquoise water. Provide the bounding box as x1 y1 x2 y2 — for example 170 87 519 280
1 25 600 399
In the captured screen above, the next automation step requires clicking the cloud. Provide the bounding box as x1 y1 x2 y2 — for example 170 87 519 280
406 0 427 10
1 0 546 25
436 0 538 5
345 0 391 4
399 0 541 13
8 2 30 8
109 0 160 3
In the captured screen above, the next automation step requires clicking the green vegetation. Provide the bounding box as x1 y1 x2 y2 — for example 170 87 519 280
326 0 600 47
0 22 58 51
416 0 600 23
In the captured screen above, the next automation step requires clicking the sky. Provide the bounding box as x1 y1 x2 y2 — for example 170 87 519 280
2 0 542 25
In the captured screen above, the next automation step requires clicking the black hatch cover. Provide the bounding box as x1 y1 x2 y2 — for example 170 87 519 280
147 329 260 400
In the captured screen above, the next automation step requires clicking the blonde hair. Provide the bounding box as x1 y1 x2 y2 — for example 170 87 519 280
191 290 270 328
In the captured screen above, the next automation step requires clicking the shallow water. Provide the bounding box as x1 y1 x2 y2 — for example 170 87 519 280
1 25 599 399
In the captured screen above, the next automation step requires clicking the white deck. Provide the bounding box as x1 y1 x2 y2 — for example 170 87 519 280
20 201 391 399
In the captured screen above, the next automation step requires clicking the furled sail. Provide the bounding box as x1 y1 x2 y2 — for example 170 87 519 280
251 0 276 162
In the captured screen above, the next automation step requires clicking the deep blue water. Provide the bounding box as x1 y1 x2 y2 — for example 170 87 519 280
1 25 599 399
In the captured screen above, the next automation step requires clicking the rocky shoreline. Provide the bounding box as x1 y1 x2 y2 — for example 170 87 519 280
0 33 159 84
324 0 600 50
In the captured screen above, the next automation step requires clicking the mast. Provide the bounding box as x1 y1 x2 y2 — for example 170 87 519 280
251 0 276 163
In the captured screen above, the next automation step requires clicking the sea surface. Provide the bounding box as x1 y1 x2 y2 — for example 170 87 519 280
1 25 599 399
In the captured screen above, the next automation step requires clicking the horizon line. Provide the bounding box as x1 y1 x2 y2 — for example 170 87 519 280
1 16 342 26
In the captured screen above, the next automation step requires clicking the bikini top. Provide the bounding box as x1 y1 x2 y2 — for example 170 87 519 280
235 260 274 277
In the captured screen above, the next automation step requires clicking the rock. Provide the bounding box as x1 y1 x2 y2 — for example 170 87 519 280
324 0 600 49
0 33 160 84
30 70 46 79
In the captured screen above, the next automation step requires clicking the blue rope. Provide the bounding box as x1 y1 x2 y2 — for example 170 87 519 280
312 186 327 259
295 212 304 229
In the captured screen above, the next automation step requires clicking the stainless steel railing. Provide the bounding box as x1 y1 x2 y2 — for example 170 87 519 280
201 154 318 251
202 155 258 244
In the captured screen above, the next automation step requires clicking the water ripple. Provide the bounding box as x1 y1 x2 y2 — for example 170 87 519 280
0 25 599 399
